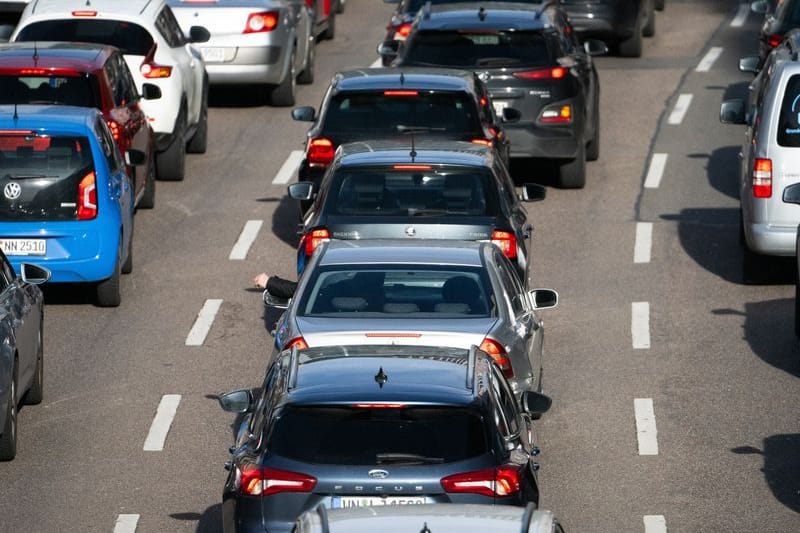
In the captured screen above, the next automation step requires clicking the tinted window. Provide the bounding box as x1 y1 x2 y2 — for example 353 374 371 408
778 74 800 147
0 75 96 107
777 0 800 25
269 406 488 464
297 265 493 317
16 20 154 56
155 7 186 48
324 91 482 137
494 252 525 315
0 133 94 221
490 365 519 436
404 30 551 68
326 166 500 216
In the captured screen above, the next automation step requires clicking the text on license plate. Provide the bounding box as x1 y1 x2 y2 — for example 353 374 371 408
492 100 510 115
332 496 428 508
201 47 226 62
0 239 46 256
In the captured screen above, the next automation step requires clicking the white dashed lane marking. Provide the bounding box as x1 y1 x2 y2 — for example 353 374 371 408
229 220 263 260
696 47 723 72
730 3 749 27
634 222 653 264
634 398 659 456
370 57 383 68
631 302 651 349
667 94 693 125
143 394 181 452
185 299 223 346
644 153 668 189
113 514 139 533
644 515 667 533
272 150 305 185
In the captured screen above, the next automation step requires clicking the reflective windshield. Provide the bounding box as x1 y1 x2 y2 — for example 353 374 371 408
16 20 154 56
403 30 551 68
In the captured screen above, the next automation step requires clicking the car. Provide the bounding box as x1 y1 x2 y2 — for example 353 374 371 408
264 239 559 396
307 0 337 40
752 0 800 67
0 1 29 40
780 182 800 337
218 344 553 533
720 51 800 282
289 140 546 283
386 2 606 188
291 67 517 193
294 503 565 533
559 0 655 58
0 105 140 306
167 0 315 107
11 0 211 181
0 41 161 208
0 255 49 461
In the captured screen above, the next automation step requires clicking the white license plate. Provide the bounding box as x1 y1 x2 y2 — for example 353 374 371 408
201 47 225 62
0 239 46 256
492 100 510 115
332 496 428 508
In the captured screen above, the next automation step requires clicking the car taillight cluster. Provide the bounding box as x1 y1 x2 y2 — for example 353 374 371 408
767 33 783 48
307 137 336 167
440 465 522 497
237 463 317 496
392 22 412 41
490 230 517 260
479 337 513 378
753 158 772 198
539 104 572 125
77 171 97 220
299 227 330 258
512 67 567 80
244 11 279 33
140 62 172 79
283 336 309 350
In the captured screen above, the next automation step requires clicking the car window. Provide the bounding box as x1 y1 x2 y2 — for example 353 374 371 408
494 161 518 211
108 53 138 106
777 74 800 147
494 252 526 315
156 7 187 48
403 30 552 68
0 74 96 107
16 20 154 56
490 364 519 436
777 0 800 24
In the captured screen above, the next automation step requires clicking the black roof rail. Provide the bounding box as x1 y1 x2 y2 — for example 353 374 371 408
519 502 537 533
316 504 330 533
422 0 432 20
535 0 560 20
466 344 477 390
287 344 300 390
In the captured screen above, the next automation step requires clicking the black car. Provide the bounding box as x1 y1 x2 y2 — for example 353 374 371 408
289 140 545 283
560 0 655 57
219 344 552 533
387 2 606 188
291 68 516 191
752 0 800 67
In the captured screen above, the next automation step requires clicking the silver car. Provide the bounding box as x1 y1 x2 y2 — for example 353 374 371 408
266 239 558 396
168 0 314 106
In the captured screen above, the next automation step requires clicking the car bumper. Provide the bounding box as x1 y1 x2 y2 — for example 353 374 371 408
745 222 797 256
505 122 580 159
204 46 286 85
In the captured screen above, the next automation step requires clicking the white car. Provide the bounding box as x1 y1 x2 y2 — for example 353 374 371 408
11 0 211 180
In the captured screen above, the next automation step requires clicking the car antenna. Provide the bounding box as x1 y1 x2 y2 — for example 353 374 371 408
466 344 476 390
374 366 388 388
400 71 404 86
422 1 432 20
478 6 486 21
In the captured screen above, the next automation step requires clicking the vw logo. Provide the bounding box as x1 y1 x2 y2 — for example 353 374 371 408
4 182 21 200
368 469 389 479
405 226 416 237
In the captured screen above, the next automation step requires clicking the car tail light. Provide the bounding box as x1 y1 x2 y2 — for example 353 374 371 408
307 137 335 167
284 336 309 350
71 10 97 16
479 337 513 378
352 403 407 408
106 119 121 142
393 22 412 41
538 104 572 124
392 164 430 170
141 62 172 79
491 230 517 260
441 465 521 497
244 11 279 33
383 90 418 97
767 33 783 48
753 158 772 198
513 67 567 80
237 463 317 496
471 138 493 146
77 171 97 220
299 228 330 257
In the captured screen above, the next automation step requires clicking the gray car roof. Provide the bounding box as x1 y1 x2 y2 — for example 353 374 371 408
336 140 492 167
317 239 489 267
332 67 477 92
417 2 553 31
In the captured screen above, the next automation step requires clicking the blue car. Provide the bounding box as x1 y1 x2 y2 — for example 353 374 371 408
0 105 136 306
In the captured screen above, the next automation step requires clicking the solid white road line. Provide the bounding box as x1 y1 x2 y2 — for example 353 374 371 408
272 150 305 185
634 222 653 264
632 302 651 349
730 3 749 27
113 514 139 533
185 299 223 346
229 220 263 260
643 153 668 189
667 94 693 125
634 398 659 455
644 515 667 533
143 395 181 452
696 47 723 72
370 57 383 68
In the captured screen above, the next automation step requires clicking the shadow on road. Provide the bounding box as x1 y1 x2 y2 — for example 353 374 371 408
271 194 301 248
170 503 223 533
686 145 740 200
732 434 800 514
209 85 269 108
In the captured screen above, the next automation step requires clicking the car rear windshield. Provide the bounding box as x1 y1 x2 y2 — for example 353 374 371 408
325 166 501 216
269 406 488 465
296 265 494 317
403 30 551 68
0 133 95 221
16 20 154 56
778 74 800 147
324 91 482 137
0 75 97 107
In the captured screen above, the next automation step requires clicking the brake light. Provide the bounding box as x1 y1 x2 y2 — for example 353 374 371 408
77 171 97 220
393 22 412 40
441 465 521 497
244 11 279 33
753 158 772 198
12 68 81 76
71 10 97 16
491 230 517 260
352 403 408 408
767 33 783 48
106 120 121 142
284 336 308 350
471 138 493 146
237 463 317 496
383 90 418 97
539 104 572 124
479 337 513 378
392 164 430 170
513 67 567 80
307 137 335 167
140 62 172 79
300 228 330 257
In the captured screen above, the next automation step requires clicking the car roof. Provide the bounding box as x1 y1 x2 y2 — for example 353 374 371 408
0 104 100 131
0 42 113 71
29 0 162 18
316 239 490 267
417 2 554 31
333 68 477 93
336 140 493 167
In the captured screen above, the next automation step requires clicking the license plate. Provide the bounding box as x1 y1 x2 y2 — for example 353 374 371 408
0 239 46 256
331 496 429 508
201 47 225 62
492 100 510 115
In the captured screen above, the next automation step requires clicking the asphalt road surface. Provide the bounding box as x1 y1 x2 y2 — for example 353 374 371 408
0 1 798 531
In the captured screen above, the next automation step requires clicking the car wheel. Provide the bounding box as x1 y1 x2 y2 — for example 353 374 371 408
156 123 186 181
643 0 656 37
586 102 600 162
322 12 336 40
618 11 643 57
0 359 18 461
271 48 297 107
138 154 156 209
558 143 586 189
187 80 209 154
795 282 800 339
96 245 122 307
24 326 43 406
121 225 133 275
654 0 664 10
298 38 315 85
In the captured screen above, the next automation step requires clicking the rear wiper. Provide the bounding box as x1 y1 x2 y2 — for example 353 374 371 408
475 57 520 67
375 453 444 465
408 208 450 217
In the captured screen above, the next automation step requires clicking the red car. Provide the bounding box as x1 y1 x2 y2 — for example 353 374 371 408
0 41 161 208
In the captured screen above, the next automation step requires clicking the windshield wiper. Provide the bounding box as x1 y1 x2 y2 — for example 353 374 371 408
475 57 521 67
375 453 444 465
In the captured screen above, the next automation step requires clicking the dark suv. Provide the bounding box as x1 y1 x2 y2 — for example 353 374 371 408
219 344 552 533
0 41 160 208
388 2 605 188
560 0 655 58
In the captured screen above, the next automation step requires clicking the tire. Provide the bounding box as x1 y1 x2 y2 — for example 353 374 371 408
559 143 587 189
322 12 336 40
655 0 664 10
335 0 345 14
156 124 186 181
270 48 297 107
642 1 656 38
121 229 133 275
0 359 17 461
795 282 800 339
24 326 43 406
586 103 600 162
187 81 209 154
618 12 643 57
297 39 315 85
138 155 156 209
96 247 122 307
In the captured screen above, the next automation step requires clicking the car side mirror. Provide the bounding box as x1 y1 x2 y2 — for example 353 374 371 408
783 183 800 204
520 390 552 418
189 25 211 44
739 55 760 74
501 107 521 123
751 0 768 14
529 288 558 310
583 39 608 56
520 183 546 202
377 42 399 58
291 106 316 122
263 290 290 310
719 99 746 124
141 83 162 100
20 263 50 284
288 181 315 200
125 149 146 166
218 389 253 413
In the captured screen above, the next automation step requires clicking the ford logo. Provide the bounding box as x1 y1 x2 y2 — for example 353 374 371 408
368 469 389 479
